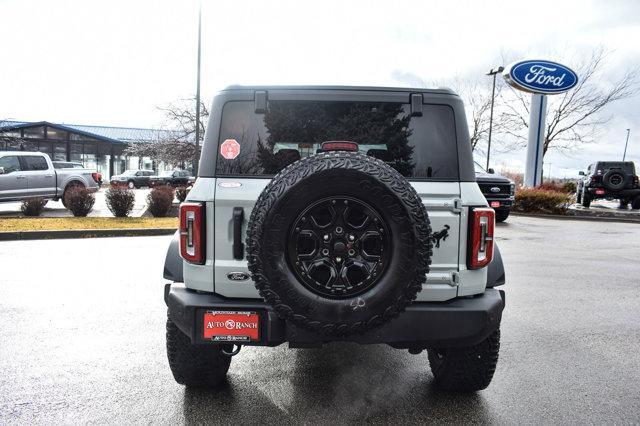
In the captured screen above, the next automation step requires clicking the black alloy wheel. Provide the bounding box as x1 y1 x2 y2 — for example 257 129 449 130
287 196 391 299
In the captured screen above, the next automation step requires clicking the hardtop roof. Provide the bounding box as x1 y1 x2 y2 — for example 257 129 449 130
221 84 457 96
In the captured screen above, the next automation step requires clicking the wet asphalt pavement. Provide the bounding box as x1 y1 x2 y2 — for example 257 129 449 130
1 215 640 424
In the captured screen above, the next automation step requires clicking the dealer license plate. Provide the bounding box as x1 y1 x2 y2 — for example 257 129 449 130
203 310 260 342
490 201 501 208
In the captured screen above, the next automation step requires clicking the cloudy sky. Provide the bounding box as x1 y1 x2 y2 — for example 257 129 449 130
1 0 639 176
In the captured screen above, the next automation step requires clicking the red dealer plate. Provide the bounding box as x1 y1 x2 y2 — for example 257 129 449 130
203 310 260 342
596 189 605 195
490 201 501 208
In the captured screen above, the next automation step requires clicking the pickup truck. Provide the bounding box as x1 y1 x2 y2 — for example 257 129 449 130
0 151 100 206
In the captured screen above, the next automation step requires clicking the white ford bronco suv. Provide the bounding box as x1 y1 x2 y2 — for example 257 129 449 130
163 86 505 392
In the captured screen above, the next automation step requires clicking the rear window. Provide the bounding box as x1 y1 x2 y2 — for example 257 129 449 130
23 155 48 171
214 100 458 180
595 162 635 174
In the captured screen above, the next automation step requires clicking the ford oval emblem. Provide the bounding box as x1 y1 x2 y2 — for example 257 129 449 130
504 60 578 94
490 187 500 193
227 272 250 281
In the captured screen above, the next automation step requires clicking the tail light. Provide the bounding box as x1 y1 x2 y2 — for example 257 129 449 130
180 202 205 264
634 175 639 187
467 207 495 270
91 172 101 183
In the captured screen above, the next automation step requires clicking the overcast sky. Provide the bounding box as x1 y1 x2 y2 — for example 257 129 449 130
1 0 639 176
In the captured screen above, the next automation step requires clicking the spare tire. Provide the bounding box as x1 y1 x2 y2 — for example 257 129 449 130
603 170 627 191
246 151 432 336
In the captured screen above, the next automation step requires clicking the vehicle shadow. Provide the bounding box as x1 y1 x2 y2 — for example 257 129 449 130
182 343 494 423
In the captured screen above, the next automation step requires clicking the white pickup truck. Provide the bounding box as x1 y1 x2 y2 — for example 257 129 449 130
0 151 100 206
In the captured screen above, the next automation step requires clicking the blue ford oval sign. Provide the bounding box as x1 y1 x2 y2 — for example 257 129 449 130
504 60 578 94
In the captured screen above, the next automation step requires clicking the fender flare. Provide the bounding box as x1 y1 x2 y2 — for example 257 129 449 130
163 231 183 282
486 242 505 287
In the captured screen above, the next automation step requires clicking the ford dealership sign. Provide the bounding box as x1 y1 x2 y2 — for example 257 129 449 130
504 60 578 94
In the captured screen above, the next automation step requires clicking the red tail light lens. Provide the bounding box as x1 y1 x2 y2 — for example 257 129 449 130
468 207 495 270
320 141 359 151
91 172 101 183
180 202 205 264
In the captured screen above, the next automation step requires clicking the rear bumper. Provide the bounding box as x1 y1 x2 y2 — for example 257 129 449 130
585 187 640 198
164 283 505 349
483 195 514 209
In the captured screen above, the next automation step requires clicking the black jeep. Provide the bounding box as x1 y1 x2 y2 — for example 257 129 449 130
577 161 640 209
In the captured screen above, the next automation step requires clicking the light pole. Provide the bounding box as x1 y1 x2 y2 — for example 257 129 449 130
486 66 504 171
622 128 631 161
193 3 202 176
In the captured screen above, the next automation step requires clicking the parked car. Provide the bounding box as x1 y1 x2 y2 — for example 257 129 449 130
474 162 515 222
110 169 154 189
0 151 100 206
148 170 192 187
162 85 506 393
577 161 640 209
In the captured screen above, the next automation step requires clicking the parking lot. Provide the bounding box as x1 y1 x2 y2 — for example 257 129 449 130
1 215 639 424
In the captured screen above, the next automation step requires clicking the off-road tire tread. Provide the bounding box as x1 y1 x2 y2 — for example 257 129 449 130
166 317 231 388
427 328 500 392
246 151 432 336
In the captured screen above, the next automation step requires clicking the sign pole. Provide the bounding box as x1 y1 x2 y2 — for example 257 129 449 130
524 93 547 187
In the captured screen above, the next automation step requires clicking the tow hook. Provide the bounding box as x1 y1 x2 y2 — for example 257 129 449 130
221 344 242 357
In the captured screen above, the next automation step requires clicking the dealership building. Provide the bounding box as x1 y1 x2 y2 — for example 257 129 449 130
0 120 172 180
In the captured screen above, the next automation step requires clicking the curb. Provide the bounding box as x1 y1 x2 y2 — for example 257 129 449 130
0 228 177 241
511 212 640 224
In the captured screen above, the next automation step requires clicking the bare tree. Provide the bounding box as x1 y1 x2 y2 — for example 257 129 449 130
440 76 511 155
499 48 640 157
125 97 209 167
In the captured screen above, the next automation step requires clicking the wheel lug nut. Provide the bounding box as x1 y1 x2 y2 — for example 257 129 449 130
322 248 329 256
323 234 329 241
336 227 343 234
348 235 355 241
348 249 355 256
336 257 342 262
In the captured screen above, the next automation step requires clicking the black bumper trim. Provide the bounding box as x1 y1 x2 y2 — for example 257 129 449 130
586 187 640 197
165 284 505 349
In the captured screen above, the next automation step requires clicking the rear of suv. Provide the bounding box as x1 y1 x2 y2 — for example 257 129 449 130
577 161 640 209
163 86 506 392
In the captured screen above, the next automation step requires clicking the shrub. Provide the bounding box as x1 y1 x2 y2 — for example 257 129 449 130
106 186 135 217
21 197 47 217
536 181 565 192
563 181 577 193
147 185 175 217
514 188 572 215
176 186 190 202
64 186 95 217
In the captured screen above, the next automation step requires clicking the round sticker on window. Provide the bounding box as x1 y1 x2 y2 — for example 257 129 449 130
220 139 240 160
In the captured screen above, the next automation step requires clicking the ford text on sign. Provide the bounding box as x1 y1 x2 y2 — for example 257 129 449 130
504 60 578 94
